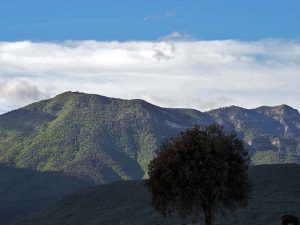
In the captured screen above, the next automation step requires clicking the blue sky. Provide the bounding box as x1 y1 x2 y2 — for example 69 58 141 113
0 1 300 113
1 0 300 41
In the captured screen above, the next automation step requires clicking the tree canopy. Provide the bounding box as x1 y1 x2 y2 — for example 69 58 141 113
147 124 251 225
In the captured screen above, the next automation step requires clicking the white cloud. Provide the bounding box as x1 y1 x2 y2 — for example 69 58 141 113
160 32 195 41
0 39 300 114
0 80 46 101
0 79 49 113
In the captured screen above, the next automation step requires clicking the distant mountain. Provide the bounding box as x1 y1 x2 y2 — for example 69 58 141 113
15 164 300 225
0 91 300 184
208 105 300 164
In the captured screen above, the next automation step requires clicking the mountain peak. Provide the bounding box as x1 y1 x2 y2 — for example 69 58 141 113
255 104 299 117
53 91 107 100
275 104 299 113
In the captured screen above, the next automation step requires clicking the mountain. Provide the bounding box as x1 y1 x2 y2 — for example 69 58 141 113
0 92 300 184
0 92 212 184
208 105 300 164
15 164 300 225
1 92 300 224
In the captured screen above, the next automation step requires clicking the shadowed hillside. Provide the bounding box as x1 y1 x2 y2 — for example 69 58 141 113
16 164 300 225
0 164 93 225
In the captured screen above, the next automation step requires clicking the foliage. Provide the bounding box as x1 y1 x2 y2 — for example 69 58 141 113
0 92 209 183
0 92 300 185
147 125 251 225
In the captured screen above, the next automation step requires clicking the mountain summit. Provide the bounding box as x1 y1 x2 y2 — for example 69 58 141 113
0 92 300 184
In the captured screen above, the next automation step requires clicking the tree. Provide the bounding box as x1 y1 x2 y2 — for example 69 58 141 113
147 124 251 225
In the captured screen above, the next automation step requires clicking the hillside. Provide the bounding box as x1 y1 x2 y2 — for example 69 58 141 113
208 105 300 164
16 164 300 225
0 91 213 184
0 92 300 185
1 92 300 224
0 164 93 225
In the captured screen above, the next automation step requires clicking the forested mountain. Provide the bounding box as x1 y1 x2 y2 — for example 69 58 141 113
0 91 300 184
1 92 300 224
208 105 300 164
0 92 212 184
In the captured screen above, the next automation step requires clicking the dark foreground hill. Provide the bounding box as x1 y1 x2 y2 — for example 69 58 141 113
1 92 300 185
0 164 93 225
16 164 300 225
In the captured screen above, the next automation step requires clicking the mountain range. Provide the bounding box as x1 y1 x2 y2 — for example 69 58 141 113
1 91 300 184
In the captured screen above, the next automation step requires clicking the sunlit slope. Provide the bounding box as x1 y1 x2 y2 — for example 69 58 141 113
0 91 211 183
1 92 300 184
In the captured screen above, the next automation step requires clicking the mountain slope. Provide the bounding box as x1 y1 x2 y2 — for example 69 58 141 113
16 164 300 225
207 105 300 164
0 164 93 225
1 92 300 223
0 92 212 183
1 92 300 184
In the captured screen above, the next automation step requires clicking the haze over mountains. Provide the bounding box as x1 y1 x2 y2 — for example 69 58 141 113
0 91 300 184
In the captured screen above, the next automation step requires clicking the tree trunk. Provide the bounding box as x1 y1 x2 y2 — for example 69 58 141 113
204 207 213 225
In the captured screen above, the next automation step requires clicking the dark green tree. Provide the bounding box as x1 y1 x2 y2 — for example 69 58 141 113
147 124 251 225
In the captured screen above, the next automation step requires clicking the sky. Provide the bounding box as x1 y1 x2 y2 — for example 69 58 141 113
0 0 300 113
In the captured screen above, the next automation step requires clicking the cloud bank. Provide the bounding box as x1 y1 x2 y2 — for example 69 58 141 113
0 39 300 114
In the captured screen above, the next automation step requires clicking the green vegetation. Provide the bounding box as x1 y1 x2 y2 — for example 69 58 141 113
16 164 300 225
208 105 300 165
0 92 213 183
0 91 300 183
0 93 300 224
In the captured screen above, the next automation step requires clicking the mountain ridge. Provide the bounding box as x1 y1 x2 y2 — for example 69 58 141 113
0 91 300 184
